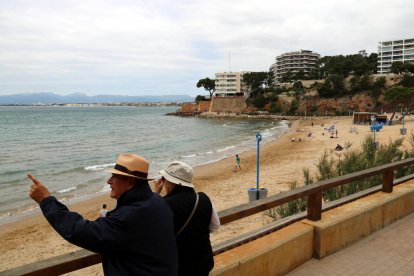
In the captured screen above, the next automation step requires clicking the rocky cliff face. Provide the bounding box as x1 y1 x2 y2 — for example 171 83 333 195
295 74 404 115
297 93 397 115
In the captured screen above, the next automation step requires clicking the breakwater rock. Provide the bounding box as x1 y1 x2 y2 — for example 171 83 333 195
198 112 319 121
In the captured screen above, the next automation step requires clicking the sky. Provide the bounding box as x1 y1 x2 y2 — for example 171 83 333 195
0 0 413 97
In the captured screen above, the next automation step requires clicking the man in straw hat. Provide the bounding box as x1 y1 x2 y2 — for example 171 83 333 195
28 153 178 276
154 161 220 276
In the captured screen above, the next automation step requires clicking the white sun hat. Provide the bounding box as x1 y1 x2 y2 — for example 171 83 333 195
159 161 194 188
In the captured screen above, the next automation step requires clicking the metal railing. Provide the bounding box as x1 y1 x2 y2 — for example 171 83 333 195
2 157 414 276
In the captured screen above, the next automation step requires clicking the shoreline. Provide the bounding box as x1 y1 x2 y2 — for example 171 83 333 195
1 115 413 274
0 118 290 225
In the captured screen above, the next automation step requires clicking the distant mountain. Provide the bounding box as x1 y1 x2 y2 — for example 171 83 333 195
0 93 194 105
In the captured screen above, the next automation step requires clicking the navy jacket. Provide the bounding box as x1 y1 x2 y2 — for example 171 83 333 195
40 184 178 276
164 187 214 276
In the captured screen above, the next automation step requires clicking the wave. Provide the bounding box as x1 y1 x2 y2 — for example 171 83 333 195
182 154 197 158
57 186 77 194
216 145 236 153
84 163 114 171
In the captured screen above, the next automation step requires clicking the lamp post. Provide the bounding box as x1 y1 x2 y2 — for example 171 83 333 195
256 133 262 199
401 112 407 135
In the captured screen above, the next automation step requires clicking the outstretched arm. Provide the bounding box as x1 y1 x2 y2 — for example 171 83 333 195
27 173 128 253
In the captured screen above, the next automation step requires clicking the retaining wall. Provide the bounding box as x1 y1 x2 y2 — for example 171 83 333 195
212 181 414 275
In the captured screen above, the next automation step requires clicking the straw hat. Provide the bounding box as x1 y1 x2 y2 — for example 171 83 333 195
159 161 194 188
108 153 151 180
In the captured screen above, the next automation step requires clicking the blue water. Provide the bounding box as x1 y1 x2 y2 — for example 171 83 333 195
0 106 289 219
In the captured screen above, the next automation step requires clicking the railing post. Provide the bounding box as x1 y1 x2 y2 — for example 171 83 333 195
382 169 394 193
307 191 322 221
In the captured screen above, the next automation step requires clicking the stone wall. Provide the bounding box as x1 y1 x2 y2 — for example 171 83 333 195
198 101 211 112
209 96 247 113
180 103 198 113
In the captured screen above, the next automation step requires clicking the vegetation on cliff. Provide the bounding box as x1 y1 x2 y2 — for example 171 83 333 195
196 53 414 114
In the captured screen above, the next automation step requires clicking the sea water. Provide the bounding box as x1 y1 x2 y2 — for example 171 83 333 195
0 106 289 220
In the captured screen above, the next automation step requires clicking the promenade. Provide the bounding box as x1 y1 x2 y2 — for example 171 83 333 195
288 211 414 276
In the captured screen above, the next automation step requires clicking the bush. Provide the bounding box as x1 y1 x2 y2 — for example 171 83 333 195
399 74 414 88
269 102 282 114
310 105 318 113
266 136 414 221
373 76 386 89
287 99 299 115
265 169 313 219
195 95 206 102
252 93 266 109
265 93 279 102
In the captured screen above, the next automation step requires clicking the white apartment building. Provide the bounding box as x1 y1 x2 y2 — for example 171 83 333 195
271 50 320 82
214 71 250 98
378 38 414 74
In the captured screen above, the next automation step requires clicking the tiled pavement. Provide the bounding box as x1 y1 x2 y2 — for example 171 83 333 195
287 211 414 276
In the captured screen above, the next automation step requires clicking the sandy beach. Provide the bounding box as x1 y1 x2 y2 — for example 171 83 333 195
1 115 413 275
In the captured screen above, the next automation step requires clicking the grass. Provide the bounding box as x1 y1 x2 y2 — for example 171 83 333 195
266 134 414 220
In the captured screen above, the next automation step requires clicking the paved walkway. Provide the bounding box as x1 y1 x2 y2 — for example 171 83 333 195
288 211 414 276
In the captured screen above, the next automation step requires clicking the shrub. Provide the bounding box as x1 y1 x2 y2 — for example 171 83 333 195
399 74 414 88
265 169 313 219
266 136 414 220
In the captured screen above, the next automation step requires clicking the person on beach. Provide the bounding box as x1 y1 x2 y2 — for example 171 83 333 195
154 161 220 276
28 153 178 276
99 204 108 217
234 154 241 171
335 144 344 151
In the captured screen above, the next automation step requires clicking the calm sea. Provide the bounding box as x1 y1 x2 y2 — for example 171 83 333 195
0 106 289 221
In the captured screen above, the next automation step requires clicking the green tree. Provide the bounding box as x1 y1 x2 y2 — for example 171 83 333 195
243 71 275 97
317 74 345 97
195 95 206 102
293 70 305 80
384 86 414 108
281 71 293 83
399 74 414 87
318 53 377 77
287 99 299 115
359 74 373 90
196 78 215 98
390 61 405 75
251 93 266 109
373 76 386 89
404 63 414 73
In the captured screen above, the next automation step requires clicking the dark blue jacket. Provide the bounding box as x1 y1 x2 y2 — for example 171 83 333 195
40 184 178 276
164 186 214 276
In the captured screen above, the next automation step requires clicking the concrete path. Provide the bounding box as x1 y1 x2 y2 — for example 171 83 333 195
288 211 414 276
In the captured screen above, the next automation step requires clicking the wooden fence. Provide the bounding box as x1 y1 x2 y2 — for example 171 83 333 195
2 157 414 276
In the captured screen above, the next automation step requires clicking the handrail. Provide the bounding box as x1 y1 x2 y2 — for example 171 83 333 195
2 157 414 276
219 157 414 223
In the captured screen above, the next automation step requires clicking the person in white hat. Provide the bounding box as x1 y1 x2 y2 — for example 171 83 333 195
154 161 220 276
29 153 178 276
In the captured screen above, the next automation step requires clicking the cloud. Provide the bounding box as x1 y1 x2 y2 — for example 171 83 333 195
0 0 413 95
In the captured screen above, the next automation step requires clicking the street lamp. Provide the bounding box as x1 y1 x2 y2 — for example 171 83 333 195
256 132 262 193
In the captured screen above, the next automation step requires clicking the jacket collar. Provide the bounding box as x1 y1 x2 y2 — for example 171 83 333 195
116 183 153 207
165 185 194 198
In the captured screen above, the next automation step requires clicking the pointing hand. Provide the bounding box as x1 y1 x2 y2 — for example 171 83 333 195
28 173 51 203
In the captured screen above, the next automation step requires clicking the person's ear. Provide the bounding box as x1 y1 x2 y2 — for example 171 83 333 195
126 177 137 189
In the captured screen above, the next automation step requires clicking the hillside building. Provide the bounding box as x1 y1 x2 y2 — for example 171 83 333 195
214 71 251 98
270 50 320 83
377 38 414 74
